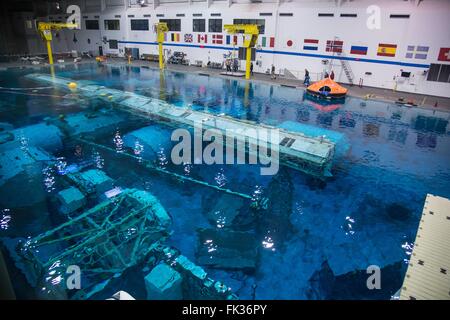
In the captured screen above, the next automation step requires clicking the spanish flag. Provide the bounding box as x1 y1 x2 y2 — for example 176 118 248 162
377 43 397 57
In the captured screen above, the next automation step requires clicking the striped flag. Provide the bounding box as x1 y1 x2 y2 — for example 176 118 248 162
212 34 223 44
326 40 343 53
226 35 237 45
260 36 275 48
377 43 397 57
350 45 368 55
406 45 429 59
303 39 319 51
171 33 180 42
198 34 207 44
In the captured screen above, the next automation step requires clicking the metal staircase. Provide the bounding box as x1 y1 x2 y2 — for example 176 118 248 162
328 36 354 86
337 52 354 86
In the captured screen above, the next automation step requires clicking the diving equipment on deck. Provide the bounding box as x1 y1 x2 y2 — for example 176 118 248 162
27 73 336 178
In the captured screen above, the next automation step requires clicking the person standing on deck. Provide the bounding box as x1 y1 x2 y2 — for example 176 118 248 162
226 59 231 73
250 62 254 75
304 69 310 86
271 64 276 79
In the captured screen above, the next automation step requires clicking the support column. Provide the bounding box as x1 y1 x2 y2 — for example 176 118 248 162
46 40 54 65
245 46 252 80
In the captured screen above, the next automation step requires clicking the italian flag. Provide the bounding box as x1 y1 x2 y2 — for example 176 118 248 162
261 36 275 48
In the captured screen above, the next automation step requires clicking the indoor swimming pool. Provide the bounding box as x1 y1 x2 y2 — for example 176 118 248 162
1 63 449 300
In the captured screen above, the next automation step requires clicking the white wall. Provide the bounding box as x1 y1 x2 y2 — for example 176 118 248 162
44 0 450 97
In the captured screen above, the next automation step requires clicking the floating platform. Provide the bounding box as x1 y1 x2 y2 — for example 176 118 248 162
27 73 336 178
400 194 450 300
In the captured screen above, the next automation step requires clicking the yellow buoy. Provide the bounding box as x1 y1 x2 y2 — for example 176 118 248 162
68 82 77 89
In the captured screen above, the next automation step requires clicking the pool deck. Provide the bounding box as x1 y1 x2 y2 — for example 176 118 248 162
1 57 449 111
400 194 450 300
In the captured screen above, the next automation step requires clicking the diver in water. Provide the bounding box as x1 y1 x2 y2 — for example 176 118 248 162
74 144 83 158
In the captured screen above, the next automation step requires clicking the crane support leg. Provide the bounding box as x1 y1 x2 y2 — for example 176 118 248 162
245 47 252 80
46 40 53 65
158 42 164 70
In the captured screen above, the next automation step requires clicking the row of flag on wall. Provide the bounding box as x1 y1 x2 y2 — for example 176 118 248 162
290 39 450 61
168 33 238 45
166 32 275 48
165 33 450 61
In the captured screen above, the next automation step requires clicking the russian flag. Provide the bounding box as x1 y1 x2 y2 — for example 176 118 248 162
350 45 368 55
303 39 318 51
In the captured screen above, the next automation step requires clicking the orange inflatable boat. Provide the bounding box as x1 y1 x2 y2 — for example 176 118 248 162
306 78 348 100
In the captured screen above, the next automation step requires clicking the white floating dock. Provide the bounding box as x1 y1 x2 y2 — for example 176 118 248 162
219 71 245 77
27 73 336 177
400 194 450 300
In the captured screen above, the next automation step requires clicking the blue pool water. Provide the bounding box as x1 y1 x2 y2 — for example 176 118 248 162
0 63 449 300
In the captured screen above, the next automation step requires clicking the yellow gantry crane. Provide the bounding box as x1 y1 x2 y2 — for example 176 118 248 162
37 22 78 65
223 24 259 80
154 22 169 70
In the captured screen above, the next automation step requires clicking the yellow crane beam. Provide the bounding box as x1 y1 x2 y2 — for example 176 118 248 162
154 22 169 70
37 22 78 65
223 24 259 80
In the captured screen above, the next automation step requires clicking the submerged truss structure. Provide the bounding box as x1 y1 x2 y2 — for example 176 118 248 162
5 188 171 299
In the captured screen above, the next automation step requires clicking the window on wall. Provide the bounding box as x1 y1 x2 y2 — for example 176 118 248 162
130 19 149 31
427 64 450 83
159 19 181 31
85 20 99 30
193 19 205 32
233 19 265 34
390 14 410 19
104 19 120 30
208 19 222 33
109 40 118 49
